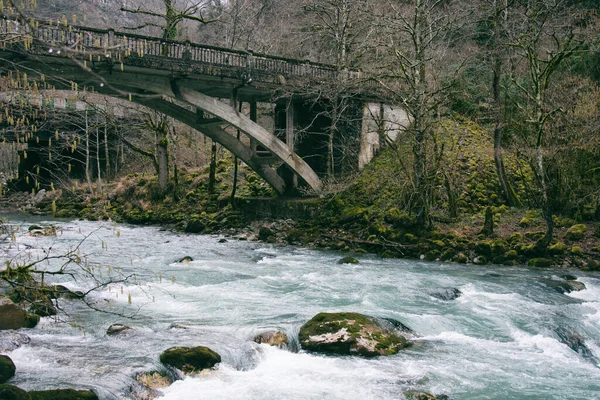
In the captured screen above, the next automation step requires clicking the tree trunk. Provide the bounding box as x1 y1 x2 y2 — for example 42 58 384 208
96 127 102 194
208 141 217 194
104 120 110 182
157 133 169 190
84 111 94 195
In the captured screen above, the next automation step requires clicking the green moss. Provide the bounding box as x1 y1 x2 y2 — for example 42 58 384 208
586 260 600 271
28 389 98 400
492 239 508 255
528 258 553 268
338 256 359 264
453 253 468 263
159 346 221 373
508 232 523 245
566 224 587 241
505 250 519 260
571 246 584 256
404 233 419 244
519 217 532 227
440 249 455 261
548 241 567 254
474 241 493 257
525 231 545 241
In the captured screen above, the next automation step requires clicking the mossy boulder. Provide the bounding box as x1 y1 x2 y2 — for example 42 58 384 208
43 285 83 300
571 246 584 256
258 226 274 241
518 217 532 228
565 224 587 241
0 355 16 384
474 241 492 258
298 312 411 357
453 253 468 263
548 242 567 255
507 232 523 245
338 257 359 265
253 330 289 348
0 384 30 400
184 220 205 234
132 371 173 399
159 346 221 373
28 297 56 318
0 296 40 330
28 389 98 400
528 258 553 268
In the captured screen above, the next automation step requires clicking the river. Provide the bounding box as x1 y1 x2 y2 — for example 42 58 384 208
1 215 599 399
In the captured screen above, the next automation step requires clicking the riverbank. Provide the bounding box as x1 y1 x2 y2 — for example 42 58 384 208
2 170 599 272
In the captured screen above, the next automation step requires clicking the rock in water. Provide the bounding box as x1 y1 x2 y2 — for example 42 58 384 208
0 384 30 400
555 327 598 365
253 330 289 348
177 256 193 263
298 312 411 357
0 332 31 352
159 346 221 373
0 296 40 330
337 257 359 264
130 371 173 400
429 288 462 301
28 389 98 400
0 355 16 384
106 324 133 336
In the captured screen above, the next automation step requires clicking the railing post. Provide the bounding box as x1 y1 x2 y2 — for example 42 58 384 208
183 40 192 61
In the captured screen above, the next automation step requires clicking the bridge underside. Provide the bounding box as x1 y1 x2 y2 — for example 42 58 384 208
0 52 324 195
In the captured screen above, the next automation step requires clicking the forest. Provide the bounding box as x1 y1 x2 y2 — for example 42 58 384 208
0 0 599 269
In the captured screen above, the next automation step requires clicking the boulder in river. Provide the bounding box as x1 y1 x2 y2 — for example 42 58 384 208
542 278 586 294
0 296 40 330
28 389 98 400
130 371 173 400
159 346 221 373
404 392 436 400
28 297 56 317
253 330 289 348
0 331 31 352
106 324 133 336
27 225 57 237
0 355 16 383
337 256 359 265
0 384 30 400
429 288 462 301
298 312 411 357
177 256 193 264
554 327 598 365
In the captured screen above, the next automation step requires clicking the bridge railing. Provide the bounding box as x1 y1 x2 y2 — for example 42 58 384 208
0 16 362 83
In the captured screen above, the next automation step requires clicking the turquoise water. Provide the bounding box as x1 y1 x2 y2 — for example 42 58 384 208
1 215 599 399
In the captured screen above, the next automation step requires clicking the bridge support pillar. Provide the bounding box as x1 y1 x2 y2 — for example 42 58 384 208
286 98 298 189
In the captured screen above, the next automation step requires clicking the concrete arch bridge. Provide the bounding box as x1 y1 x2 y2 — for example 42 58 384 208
0 16 409 195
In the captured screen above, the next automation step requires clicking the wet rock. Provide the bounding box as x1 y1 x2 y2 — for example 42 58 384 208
177 256 193 264
106 324 133 336
130 371 173 400
159 346 221 373
528 258 553 268
337 256 359 265
404 392 437 400
253 330 289 348
299 312 411 357
28 389 98 400
218 239 227 243
555 327 597 365
0 296 40 330
542 278 586 294
375 318 414 334
0 384 30 400
0 355 16 383
28 225 57 237
0 331 31 352
429 288 462 301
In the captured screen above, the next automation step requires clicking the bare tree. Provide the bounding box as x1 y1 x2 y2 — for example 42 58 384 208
507 0 586 249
